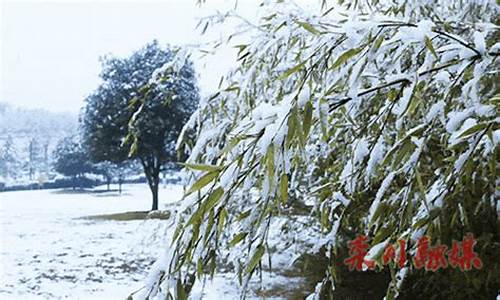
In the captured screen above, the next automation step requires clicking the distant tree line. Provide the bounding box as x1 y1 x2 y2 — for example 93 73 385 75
0 104 77 183
0 135 51 182
51 136 138 191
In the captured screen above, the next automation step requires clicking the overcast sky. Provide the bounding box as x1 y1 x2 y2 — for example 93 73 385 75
0 0 258 113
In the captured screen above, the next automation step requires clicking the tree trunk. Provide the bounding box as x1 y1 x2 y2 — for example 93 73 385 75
73 175 76 190
151 179 159 210
141 158 161 211
118 179 122 194
146 173 159 210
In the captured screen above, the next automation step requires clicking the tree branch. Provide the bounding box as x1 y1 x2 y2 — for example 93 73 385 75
328 59 467 113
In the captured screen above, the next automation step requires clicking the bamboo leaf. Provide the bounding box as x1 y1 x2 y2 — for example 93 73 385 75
180 162 223 172
412 217 428 230
186 171 219 195
220 136 244 155
176 279 187 300
279 173 289 204
266 146 275 187
372 225 393 245
197 257 203 279
204 209 215 244
246 244 265 274
406 94 421 116
458 123 488 138
205 187 224 211
320 204 329 230
237 209 251 221
382 125 426 166
415 169 427 203
373 36 384 50
279 61 306 80
229 232 248 248
369 203 387 228
286 112 297 147
331 47 362 70
303 101 313 138
186 207 203 227
424 36 438 59
217 208 227 239
295 20 320 35
128 137 139 157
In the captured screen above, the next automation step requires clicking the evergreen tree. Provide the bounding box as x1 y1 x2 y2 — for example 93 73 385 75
27 137 43 180
82 41 200 210
53 137 93 189
0 136 20 180
93 161 132 193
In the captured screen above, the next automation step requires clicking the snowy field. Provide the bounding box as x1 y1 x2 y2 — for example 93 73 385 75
0 184 182 299
0 184 303 299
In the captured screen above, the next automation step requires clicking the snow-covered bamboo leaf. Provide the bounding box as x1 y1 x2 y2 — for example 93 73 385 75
150 1 499 298
458 122 488 138
220 136 246 155
286 110 297 147
279 61 307 80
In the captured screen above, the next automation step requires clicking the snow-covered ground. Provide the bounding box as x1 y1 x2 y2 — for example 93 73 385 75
0 184 181 299
0 184 306 299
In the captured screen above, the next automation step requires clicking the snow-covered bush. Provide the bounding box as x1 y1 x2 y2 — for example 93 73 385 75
138 0 499 298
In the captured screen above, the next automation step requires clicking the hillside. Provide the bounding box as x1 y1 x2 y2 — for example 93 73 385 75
0 103 78 184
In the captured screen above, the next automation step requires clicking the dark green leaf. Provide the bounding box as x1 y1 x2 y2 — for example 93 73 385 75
246 245 265 274
229 232 248 247
176 279 187 300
